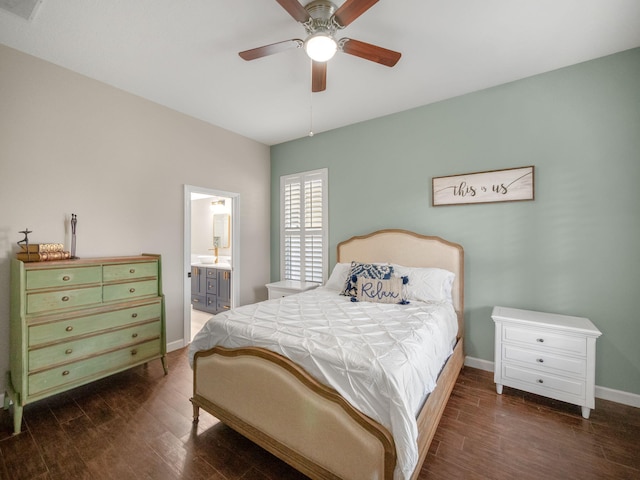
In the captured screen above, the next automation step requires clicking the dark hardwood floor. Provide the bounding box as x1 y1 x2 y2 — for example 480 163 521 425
1 347 638 479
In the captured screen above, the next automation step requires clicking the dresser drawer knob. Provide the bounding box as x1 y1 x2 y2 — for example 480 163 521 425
536 358 544 363
130 269 135 274
131 313 138 318
132 333 138 338
537 379 544 384
65 326 73 332
62 370 70 376
61 296 70 302
65 348 73 355
131 349 138 356
536 338 544 343
62 276 70 281
129 288 136 293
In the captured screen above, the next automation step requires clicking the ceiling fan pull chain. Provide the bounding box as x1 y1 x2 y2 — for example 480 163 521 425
309 84 314 137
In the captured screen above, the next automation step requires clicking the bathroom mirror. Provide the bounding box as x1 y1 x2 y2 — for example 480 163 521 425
213 214 230 248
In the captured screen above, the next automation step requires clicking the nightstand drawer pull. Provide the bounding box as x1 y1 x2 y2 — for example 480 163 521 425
130 269 135 274
131 313 138 318
132 333 138 338
62 276 70 281
62 370 70 376
131 349 138 356
61 296 70 302
129 288 136 293
536 358 544 363
537 379 544 384
65 326 73 332
65 349 73 355
536 338 544 343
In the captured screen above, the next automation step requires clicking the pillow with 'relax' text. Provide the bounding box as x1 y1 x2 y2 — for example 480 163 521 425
341 261 393 297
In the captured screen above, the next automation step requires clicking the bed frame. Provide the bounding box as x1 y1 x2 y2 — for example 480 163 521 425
191 229 464 480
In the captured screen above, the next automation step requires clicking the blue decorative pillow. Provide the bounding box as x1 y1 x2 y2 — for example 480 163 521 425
341 262 394 297
354 276 410 304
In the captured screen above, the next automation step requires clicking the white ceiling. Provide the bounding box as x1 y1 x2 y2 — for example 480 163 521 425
1 0 639 145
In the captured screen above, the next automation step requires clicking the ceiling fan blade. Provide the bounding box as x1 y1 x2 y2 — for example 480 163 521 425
340 38 401 67
239 39 303 61
275 0 310 23
312 61 327 92
333 0 379 27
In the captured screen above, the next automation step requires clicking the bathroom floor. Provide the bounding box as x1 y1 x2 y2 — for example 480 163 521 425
190 307 212 341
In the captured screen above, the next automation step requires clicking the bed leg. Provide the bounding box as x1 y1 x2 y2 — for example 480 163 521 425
191 399 200 423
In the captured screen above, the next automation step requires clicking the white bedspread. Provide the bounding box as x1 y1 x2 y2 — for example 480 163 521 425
188 287 458 480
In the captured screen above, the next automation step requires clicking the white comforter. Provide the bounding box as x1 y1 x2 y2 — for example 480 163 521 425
188 287 458 480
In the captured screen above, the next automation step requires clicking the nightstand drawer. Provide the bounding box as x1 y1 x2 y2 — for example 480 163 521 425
29 320 161 371
503 325 586 355
26 266 102 290
29 301 161 345
103 262 157 282
103 279 158 302
27 286 102 314
503 364 585 397
503 345 586 377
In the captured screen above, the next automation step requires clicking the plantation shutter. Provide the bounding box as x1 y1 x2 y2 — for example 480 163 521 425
281 169 327 283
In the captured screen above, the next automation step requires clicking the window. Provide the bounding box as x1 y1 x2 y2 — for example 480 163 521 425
280 168 328 284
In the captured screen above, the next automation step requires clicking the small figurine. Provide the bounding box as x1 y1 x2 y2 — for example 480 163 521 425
70 214 78 259
17 228 33 261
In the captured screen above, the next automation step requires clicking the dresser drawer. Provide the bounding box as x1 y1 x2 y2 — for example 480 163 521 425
503 364 585 398
103 279 158 302
503 345 586 377
191 294 206 307
29 301 161 345
503 325 586 355
103 262 157 282
206 277 217 293
26 266 102 290
28 338 161 397
29 320 161 371
27 286 102 314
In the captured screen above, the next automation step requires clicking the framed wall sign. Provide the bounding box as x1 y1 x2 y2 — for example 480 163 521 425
432 166 534 206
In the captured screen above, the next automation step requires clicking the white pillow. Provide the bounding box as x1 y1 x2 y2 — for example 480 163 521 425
324 263 351 291
392 264 455 303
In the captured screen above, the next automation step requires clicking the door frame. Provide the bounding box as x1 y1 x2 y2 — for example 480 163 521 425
183 184 240 345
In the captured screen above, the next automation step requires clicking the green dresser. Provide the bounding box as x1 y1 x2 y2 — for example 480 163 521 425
5 255 167 434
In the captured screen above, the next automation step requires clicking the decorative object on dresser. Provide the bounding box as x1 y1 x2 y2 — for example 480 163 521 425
191 266 231 314
265 279 320 299
492 306 602 419
16 228 71 262
5 254 167 435
70 213 78 259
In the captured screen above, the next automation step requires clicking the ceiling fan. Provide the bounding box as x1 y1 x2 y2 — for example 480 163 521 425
239 0 401 92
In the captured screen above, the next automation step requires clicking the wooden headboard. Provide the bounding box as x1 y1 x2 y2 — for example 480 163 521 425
337 229 465 339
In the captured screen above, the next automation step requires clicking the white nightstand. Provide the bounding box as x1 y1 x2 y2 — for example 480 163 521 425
492 306 602 419
266 280 320 299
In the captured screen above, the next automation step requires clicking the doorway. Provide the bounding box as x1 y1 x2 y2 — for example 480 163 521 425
183 185 240 345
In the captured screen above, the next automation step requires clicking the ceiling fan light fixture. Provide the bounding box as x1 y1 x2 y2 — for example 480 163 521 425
304 33 337 62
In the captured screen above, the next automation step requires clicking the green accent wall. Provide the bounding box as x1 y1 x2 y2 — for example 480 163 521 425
271 48 640 395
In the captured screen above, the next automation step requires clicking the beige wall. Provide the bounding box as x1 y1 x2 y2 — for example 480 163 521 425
0 44 271 392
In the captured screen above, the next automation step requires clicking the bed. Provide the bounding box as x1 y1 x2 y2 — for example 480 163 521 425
189 229 464 480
